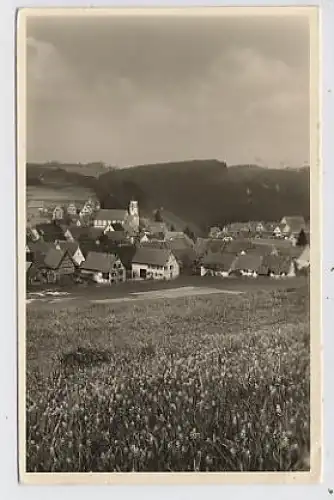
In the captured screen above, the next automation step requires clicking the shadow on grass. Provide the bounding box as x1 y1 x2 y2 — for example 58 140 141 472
60 347 111 371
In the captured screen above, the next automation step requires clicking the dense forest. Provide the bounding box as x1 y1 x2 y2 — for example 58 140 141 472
27 160 310 232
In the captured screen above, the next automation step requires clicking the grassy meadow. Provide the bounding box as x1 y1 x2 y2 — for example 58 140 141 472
26 284 310 472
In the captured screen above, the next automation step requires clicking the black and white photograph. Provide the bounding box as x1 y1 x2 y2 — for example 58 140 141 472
17 7 321 482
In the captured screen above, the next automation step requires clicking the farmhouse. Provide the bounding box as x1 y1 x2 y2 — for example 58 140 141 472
42 248 76 284
132 247 180 280
55 241 85 267
80 251 126 284
52 205 64 221
200 252 237 277
280 216 306 236
66 203 78 216
231 254 263 277
259 255 296 278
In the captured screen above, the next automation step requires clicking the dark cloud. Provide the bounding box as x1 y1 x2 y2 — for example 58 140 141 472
26 13 310 167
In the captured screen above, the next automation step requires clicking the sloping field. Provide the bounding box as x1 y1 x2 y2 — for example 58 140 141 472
26 285 310 472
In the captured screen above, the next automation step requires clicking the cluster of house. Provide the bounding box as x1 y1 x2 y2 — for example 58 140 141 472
25 199 310 287
210 216 310 245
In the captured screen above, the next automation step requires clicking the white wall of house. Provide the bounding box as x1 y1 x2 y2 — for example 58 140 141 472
94 219 124 228
132 254 180 280
73 248 85 266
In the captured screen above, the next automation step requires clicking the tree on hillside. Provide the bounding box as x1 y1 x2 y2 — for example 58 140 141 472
296 229 308 247
154 209 163 222
184 226 195 241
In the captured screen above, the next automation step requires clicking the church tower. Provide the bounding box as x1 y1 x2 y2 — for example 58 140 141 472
129 200 139 217
128 199 139 233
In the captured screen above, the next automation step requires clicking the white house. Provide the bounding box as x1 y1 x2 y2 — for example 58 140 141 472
66 203 77 216
131 247 180 280
80 251 126 284
52 205 64 221
280 216 306 236
93 208 128 229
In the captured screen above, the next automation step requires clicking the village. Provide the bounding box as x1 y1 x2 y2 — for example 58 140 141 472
25 197 311 289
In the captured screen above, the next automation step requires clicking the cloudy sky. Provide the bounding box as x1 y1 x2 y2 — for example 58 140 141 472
26 13 310 168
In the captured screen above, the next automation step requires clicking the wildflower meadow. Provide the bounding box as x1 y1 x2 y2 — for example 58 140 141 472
26 284 310 472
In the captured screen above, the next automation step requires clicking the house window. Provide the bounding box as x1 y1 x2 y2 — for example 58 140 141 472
170 265 173 270
164 266 167 271
102 272 109 280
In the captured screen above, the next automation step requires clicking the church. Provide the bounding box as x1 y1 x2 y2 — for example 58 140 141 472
93 200 140 234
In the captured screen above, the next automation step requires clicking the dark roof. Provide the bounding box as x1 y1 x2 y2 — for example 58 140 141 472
202 252 237 271
104 231 127 242
223 239 255 255
44 248 71 270
171 247 198 265
81 251 119 273
67 225 86 239
57 241 80 257
88 227 105 241
132 247 173 266
145 221 168 235
35 223 65 242
247 242 278 257
233 254 263 272
167 237 194 252
259 255 294 275
29 240 54 257
94 209 128 222
139 240 168 249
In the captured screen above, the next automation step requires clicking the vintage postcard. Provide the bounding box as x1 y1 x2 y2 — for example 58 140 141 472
17 6 321 485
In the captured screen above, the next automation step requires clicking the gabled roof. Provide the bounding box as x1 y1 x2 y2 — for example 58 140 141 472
202 252 237 271
233 253 263 272
44 248 71 270
81 251 119 273
94 209 128 221
132 247 173 267
281 216 306 232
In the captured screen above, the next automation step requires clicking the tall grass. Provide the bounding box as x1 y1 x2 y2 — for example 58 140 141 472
26 287 310 472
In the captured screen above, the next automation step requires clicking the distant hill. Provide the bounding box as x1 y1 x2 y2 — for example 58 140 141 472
26 159 310 233
96 160 310 232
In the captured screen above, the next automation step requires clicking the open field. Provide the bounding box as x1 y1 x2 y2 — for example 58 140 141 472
26 282 310 472
26 275 308 309
26 185 96 208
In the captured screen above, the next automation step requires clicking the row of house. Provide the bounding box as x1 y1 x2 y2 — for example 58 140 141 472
26 223 310 286
212 216 309 242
